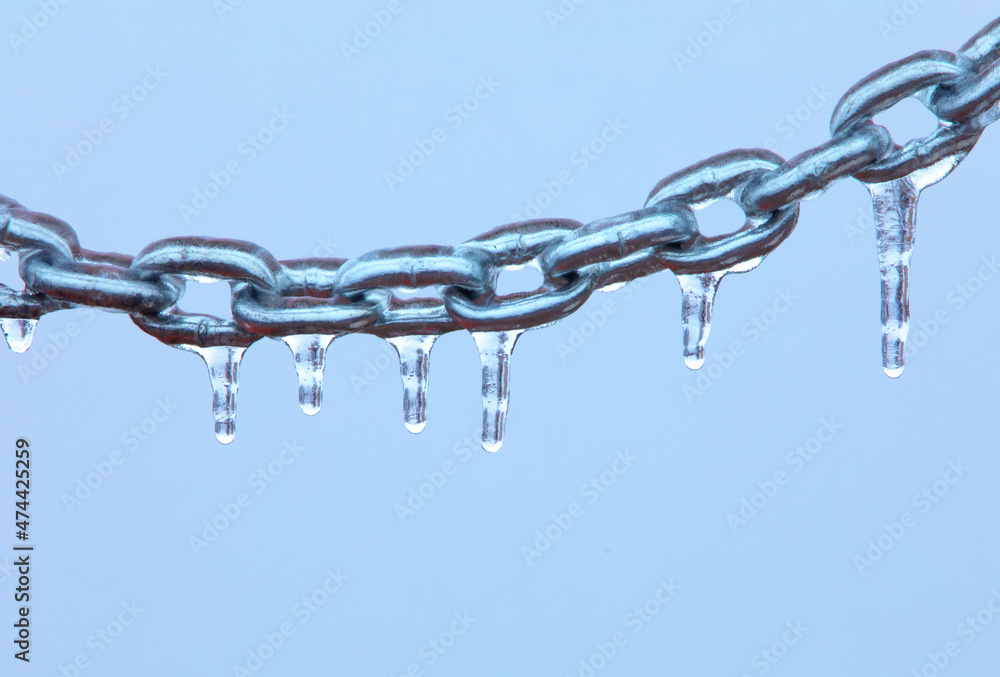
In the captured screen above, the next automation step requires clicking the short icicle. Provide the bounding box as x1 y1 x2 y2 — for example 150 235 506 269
178 345 247 444
279 334 337 416
471 330 523 453
676 272 724 370
386 335 437 434
0 318 37 353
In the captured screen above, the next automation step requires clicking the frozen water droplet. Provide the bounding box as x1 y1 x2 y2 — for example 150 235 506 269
471 330 523 452
178 344 247 444
1 318 36 353
278 334 337 416
0 247 11 262
676 272 724 370
387 335 437 434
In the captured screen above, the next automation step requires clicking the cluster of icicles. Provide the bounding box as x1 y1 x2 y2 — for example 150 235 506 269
0 166 948 450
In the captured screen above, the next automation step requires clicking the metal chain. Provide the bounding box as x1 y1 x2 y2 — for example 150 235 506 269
4 17 1000 449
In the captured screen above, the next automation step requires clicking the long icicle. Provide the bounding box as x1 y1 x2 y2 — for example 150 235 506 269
471 330 523 453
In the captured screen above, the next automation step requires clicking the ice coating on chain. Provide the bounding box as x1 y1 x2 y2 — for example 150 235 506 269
1 318 36 353
278 334 337 416
387 335 437 434
866 155 962 378
676 272 724 370
471 330 523 452
178 345 246 444
0 18 995 446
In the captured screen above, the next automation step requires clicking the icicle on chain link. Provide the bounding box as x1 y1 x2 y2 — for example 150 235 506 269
1 17 999 449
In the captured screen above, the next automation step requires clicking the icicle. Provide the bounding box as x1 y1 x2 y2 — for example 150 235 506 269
471 330 523 453
0 247 10 262
674 258 760 370
868 179 917 378
278 334 337 416
178 345 247 444
387 335 437 434
866 155 962 378
0 318 36 353
676 272 724 370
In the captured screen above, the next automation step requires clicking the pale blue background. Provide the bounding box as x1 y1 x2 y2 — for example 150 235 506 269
2 1 1000 675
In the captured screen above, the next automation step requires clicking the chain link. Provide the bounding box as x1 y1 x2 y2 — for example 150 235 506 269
3 17 1000 446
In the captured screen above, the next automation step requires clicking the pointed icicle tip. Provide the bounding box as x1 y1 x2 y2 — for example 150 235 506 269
471 330 523 453
387 335 437 435
1 318 37 353
178 344 247 444
279 334 337 416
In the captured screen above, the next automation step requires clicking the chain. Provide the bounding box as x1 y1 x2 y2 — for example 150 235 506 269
4 18 1000 449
